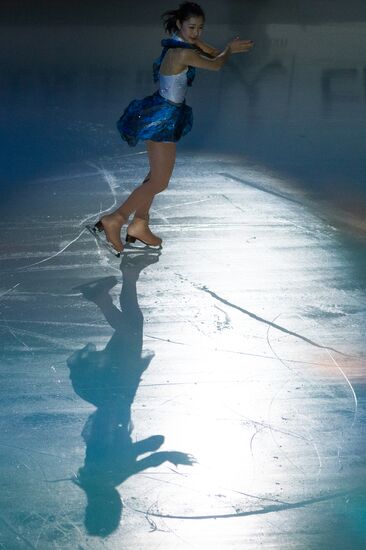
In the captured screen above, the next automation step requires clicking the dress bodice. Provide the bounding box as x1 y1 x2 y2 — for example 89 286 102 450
159 68 189 104
153 34 196 104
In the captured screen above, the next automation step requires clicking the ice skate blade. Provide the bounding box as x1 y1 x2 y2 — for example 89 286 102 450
85 224 122 258
126 233 162 248
124 241 162 252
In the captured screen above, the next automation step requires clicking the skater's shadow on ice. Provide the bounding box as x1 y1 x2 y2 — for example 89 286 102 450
67 253 195 538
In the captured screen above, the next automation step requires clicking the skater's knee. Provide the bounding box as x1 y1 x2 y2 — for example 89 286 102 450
158 178 170 192
149 177 170 193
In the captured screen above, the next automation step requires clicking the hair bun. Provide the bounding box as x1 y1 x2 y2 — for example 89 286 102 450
161 2 205 35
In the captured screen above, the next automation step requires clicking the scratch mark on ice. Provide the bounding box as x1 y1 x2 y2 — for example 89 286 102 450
15 228 87 271
0 283 20 300
197 284 347 356
79 163 120 226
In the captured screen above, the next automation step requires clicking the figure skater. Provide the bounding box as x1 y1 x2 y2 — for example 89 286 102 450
89 1 253 255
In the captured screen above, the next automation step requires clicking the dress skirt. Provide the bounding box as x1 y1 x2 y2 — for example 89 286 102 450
116 91 193 147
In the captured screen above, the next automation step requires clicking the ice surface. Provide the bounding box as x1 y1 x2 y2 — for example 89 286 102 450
1 1 366 548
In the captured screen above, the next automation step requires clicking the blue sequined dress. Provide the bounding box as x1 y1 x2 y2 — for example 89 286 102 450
116 36 196 147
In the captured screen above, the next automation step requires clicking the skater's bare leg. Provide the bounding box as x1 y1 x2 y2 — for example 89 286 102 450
102 141 175 247
129 172 162 244
134 172 153 220
114 141 176 220
134 196 153 220
99 172 151 253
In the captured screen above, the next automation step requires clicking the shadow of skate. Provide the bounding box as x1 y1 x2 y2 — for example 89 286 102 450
67 252 195 538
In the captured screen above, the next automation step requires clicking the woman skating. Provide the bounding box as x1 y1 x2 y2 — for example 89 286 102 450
91 2 253 255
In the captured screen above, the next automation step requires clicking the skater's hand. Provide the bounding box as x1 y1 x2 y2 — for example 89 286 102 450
228 37 254 54
166 452 197 467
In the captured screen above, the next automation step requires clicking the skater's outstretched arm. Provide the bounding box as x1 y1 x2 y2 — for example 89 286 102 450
194 38 220 58
179 37 254 71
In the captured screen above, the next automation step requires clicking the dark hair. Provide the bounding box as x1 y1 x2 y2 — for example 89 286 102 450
162 2 205 35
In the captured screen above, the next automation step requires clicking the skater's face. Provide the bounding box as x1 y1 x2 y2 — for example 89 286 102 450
177 16 204 44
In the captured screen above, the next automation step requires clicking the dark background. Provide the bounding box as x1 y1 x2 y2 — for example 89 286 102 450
2 0 366 25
